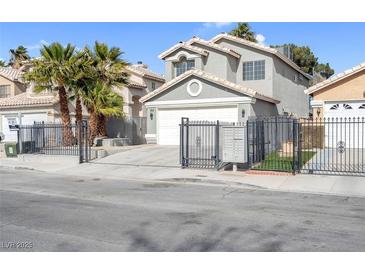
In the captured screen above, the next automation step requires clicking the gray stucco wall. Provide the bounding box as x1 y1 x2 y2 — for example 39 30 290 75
216 40 274 98
250 99 278 118
150 76 249 102
272 58 310 117
146 107 157 134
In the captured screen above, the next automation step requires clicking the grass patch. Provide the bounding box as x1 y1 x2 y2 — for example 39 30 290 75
253 151 316 172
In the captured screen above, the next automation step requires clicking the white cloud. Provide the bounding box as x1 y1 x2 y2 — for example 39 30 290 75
26 40 49 51
202 22 232 29
255 33 266 45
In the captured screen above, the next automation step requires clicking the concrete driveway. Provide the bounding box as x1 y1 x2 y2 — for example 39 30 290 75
303 148 365 174
95 145 180 167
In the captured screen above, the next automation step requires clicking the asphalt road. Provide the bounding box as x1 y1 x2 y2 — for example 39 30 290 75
1 167 365 251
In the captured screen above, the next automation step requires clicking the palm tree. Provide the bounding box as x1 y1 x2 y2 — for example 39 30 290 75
81 82 124 144
83 42 129 137
0 60 6 67
229 23 257 42
23 43 77 145
9 46 30 69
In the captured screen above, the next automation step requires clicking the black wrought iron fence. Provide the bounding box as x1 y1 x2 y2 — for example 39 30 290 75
300 117 365 175
247 116 300 174
18 121 91 163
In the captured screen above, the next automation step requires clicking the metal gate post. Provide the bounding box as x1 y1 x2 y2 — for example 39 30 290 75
292 119 297 175
78 121 83 164
84 120 89 163
215 120 220 169
246 121 250 168
180 117 189 168
180 117 184 167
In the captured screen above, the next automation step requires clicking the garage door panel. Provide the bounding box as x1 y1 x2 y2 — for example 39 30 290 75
158 107 237 145
324 101 365 148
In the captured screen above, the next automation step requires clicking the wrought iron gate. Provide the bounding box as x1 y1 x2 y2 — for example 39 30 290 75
180 117 221 169
247 116 300 174
18 121 91 163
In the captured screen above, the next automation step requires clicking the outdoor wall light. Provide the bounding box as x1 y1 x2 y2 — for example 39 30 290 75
316 108 321 116
150 112 154 120
241 109 245 118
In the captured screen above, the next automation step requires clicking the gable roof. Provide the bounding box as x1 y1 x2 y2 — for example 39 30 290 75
211 33 311 80
0 92 58 109
0 67 24 83
125 65 165 82
305 62 365 95
140 69 279 104
158 42 209 60
187 37 241 59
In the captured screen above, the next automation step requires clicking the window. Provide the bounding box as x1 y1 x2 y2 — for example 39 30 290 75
174 57 195 77
330 104 339 110
359 104 365 109
243 60 265 81
151 82 156 90
343 103 352 110
0 85 11 98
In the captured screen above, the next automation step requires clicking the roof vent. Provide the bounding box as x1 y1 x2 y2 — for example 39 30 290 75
137 61 143 64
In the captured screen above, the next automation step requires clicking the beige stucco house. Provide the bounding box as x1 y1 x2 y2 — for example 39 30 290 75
305 62 365 120
0 67 26 98
0 63 165 143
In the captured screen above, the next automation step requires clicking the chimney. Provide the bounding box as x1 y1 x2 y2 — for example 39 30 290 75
135 61 148 69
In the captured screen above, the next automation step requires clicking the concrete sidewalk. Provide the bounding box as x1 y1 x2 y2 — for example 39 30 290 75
0 154 80 172
1 153 365 198
54 160 365 198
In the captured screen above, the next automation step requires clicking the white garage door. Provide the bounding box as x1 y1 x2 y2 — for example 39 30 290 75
1 113 48 142
324 101 365 148
157 106 238 145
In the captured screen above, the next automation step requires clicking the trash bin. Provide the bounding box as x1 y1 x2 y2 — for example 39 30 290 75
5 143 17 157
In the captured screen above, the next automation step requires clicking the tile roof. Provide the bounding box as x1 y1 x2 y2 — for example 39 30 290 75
0 67 24 82
0 92 58 109
127 79 147 89
305 62 365 95
140 69 279 104
187 37 241 59
126 65 165 82
158 42 209 60
211 33 311 80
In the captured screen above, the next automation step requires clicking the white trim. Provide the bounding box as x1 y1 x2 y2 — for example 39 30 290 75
165 51 200 62
310 100 324 108
145 134 156 138
186 79 202 97
145 97 255 108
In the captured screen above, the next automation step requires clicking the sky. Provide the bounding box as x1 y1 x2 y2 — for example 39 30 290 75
1 22 365 75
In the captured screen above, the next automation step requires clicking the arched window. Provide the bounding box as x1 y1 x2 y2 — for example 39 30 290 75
343 103 353 109
330 104 339 110
174 57 195 77
359 104 365 109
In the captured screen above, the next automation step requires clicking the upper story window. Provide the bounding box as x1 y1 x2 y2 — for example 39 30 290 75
0 85 11 98
174 57 195 77
243 60 265 81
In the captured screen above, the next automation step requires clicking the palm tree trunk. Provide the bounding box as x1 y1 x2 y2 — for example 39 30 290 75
96 114 107 137
58 86 73 146
75 95 83 124
88 109 98 145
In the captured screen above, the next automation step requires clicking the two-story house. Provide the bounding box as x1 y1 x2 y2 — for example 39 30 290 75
140 33 311 145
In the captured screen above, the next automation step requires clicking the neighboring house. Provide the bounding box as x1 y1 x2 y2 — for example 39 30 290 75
0 67 26 98
106 62 165 141
305 62 365 120
140 33 311 145
0 68 88 142
115 62 165 118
